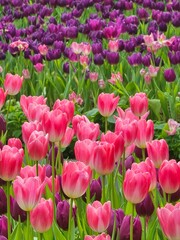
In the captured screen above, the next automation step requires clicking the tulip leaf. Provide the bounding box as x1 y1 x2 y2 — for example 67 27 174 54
53 222 66 240
148 99 161 120
43 228 53 240
85 108 99 118
10 222 24 240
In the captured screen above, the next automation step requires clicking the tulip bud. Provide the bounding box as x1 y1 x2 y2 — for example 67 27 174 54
107 209 125 237
10 197 27 222
136 194 154 217
0 215 8 238
120 216 142 240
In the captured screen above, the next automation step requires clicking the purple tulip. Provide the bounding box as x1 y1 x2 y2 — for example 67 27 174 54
120 216 142 240
0 188 7 215
10 197 27 222
107 209 125 237
0 215 8 238
136 194 154 217
106 51 119 65
164 68 176 82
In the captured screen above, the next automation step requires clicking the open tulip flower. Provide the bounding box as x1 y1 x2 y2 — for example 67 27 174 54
97 93 119 117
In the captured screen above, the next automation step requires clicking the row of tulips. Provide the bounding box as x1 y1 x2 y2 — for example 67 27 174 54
0 70 179 240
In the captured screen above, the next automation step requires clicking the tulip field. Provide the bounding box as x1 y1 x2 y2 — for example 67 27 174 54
0 0 180 239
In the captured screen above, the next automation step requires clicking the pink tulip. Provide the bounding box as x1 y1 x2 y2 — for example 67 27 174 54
22 69 30 79
158 160 180 194
61 161 92 198
45 176 60 193
101 131 124 162
20 165 46 183
125 144 135 158
71 42 82 54
166 119 180 136
9 40 29 51
84 234 111 240
115 119 137 147
89 72 98 82
34 63 44 72
8 138 22 149
157 202 180 240
4 73 23 95
61 127 74 148
0 88 6 110
53 99 75 124
20 95 46 118
129 92 148 117
131 158 157 191
92 142 115 175
97 93 119 117
86 201 111 232
42 109 68 142
22 121 43 144
13 176 45 211
76 121 100 141
0 145 24 181
108 40 119 52
146 139 169 168
135 119 154 148
74 139 97 167
27 131 49 161
26 103 49 122
81 42 92 55
116 107 138 121
80 55 89 68
38 44 48 56
30 198 53 233
123 169 151 204
72 114 90 134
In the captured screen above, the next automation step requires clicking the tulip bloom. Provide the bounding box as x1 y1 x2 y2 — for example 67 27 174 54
61 161 92 198
158 160 180 194
0 145 24 181
22 121 43 144
92 142 115 175
53 99 75 124
45 176 60 193
27 130 49 161
135 119 154 148
8 138 22 149
129 92 148 117
101 131 124 162
157 202 180 240
61 127 74 148
120 216 142 240
13 176 45 211
86 201 111 232
147 139 169 168
123 169 151 204
72 114 90 134
76 121 100 141
84 233 111 240
97 93 119 117
42 109 68 142
26 103 49 122
20 165 46 183
4 73 23 95
30 198 53 233
0 88 6 110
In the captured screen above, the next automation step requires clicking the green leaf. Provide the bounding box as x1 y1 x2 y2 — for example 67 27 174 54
53 222 66 240
43 228 54 240
10 223 24 240
148 99 161 120
85 108 99 118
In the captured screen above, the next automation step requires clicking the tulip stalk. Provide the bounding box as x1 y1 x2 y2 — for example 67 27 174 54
7 181 11 240
27 211 30 240
130 203 134 240
142 148 146 161
122 149 126 181
36 161 38 176
51 142 56 218
102 175 106 203
68 198 73 240
104 117 108 133
143 217 146 240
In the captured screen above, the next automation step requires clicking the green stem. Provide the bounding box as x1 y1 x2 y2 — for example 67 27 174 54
167 193 171 203
36 161 39 176
51 142 55 219
143 217 146 240
7 181 11 240
142 148 146 161
111 209 117 240
101 175 106 204
114 157 121 184
6 96 12 122
86 183 91 204
27 211 30 240
58 141 62 175
38 233 43 240
104 117 108 133
68 198 73 240
130 204 134 240
122 148 126 181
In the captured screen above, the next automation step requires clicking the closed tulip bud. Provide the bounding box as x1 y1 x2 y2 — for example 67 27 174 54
120 216 142 240
13 176 45 211
98 93 119 117
62 161 92 198
30 198 53 233
26 103 49 122
20 165 46 183
0 145 24 181
4 73 23 95
136 193 154 217
8 138 22 149
90 178 102 201
130 92 148 117
0 215 8 238
164 68 176 82
86 201 111 232
93 142 115 175
22 121 43 144
123 169 151 204
107 209 125 237
147 139 169 168
0 188 7 215
53 99 75 124
159 160 180 194
42 110 68 142
72 115 90 134
84 233 111 240
56 200 76 230
45 176 60 193
10 196 27 222
0 88 6 110
157 202 180 240
27 130 49 161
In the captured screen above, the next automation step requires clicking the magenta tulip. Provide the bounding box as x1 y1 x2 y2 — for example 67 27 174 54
4 73 23 95
97 93 119 117
130 92 148 117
